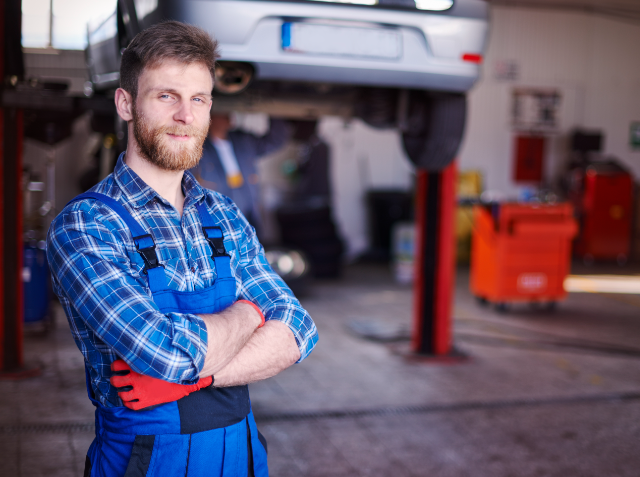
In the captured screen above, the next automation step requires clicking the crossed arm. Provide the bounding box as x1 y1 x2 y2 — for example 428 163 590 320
198 301 301 386
111 300 303 409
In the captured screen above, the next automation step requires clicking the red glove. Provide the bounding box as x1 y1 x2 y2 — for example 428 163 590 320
110 360 213 411
237 299 265 328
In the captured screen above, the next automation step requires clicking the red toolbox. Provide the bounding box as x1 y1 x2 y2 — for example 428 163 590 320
471 203 577 309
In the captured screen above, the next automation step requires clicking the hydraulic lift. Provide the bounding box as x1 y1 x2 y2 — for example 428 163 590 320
412 164 458 357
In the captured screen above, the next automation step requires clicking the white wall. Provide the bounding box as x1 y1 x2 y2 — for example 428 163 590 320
459 6 640 196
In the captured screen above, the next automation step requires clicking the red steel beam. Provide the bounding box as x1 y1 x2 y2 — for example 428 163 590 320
1 0 26 372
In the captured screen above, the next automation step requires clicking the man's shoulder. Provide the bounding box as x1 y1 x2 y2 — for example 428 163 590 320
50 176 125 233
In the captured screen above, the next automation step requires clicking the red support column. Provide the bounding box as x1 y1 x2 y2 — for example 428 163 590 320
0 109 4 369
1 0 31 375
1 108 25 371
0 0 5 373
0 108 24 372
411 162 458 357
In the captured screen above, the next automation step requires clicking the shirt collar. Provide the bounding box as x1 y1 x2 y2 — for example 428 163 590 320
113 152 206 209
182 169 206 208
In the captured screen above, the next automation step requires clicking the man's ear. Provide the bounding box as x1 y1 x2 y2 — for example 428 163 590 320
115 88 134 122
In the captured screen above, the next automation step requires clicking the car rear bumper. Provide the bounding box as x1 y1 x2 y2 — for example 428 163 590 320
172 0 488 92
253 60 476 92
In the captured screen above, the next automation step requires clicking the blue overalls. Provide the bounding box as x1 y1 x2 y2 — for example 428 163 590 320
68 192 268 477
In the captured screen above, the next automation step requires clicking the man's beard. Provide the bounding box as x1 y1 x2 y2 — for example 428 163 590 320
132 105 209 172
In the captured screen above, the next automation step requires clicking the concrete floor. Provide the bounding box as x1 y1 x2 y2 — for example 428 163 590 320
1 263 640 476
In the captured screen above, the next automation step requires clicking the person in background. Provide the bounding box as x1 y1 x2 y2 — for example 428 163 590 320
191 113 290 236
276 120 344 278
289 119 331 205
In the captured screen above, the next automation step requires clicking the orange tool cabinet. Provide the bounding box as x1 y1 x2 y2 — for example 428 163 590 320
470 203 577 309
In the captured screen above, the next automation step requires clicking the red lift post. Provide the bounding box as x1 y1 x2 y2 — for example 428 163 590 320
1 0 28 375
411 163 457 357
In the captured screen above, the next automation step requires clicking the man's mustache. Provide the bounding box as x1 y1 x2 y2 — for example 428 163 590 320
158 125 205 138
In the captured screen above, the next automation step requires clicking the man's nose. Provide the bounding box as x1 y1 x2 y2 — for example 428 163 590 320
173 99 194 125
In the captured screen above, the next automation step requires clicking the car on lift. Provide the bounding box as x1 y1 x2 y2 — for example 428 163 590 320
86 0 488 170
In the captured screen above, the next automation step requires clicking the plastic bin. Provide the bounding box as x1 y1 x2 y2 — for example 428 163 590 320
23 244 51 323
470 203 577 307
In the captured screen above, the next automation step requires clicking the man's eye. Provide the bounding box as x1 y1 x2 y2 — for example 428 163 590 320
160 94 171 100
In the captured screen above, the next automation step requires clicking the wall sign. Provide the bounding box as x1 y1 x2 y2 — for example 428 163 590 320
512 88 561 133
495 60 519 81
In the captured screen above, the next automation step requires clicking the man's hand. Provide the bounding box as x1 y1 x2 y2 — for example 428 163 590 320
110 360 213 411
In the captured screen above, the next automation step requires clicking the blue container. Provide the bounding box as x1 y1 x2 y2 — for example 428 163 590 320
23 244 51 323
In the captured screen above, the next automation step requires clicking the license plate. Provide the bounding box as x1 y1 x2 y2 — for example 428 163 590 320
282 22 401 60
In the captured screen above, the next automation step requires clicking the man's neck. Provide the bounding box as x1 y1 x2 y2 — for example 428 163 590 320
125 143 186 216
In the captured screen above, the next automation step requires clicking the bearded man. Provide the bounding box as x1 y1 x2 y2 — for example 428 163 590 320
47 21 317 477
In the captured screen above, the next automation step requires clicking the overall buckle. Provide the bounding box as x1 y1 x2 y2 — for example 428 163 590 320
202 227 228 258
133 234 164 273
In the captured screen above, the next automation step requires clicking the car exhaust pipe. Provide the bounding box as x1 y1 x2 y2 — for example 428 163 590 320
214 61 254 95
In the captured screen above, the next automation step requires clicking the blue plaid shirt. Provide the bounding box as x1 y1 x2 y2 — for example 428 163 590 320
47 154 318 407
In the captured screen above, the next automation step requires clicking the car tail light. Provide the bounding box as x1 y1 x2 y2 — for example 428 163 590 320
462 53 483 64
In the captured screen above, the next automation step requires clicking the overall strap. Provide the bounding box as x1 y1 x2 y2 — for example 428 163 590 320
195 201 233 280
67 192 169 292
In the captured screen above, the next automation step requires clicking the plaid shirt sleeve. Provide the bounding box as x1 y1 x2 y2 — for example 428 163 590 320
212 194 318 362
239 249 318 362
47 204 208 384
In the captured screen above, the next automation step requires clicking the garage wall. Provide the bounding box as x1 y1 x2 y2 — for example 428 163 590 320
459 5 640 195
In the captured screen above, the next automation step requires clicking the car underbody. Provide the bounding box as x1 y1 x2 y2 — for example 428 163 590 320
86 0 489 169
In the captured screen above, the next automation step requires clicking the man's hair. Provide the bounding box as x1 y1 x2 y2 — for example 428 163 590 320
120 21 220 98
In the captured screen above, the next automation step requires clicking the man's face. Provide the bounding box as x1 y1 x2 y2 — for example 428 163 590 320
132 60 213 172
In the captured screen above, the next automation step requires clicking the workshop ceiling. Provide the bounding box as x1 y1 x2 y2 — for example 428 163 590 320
486 0 640 18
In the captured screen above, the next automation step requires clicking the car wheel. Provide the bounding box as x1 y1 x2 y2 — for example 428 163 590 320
401 92 466 171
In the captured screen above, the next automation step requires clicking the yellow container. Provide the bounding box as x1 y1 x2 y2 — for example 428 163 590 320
455 170 482 264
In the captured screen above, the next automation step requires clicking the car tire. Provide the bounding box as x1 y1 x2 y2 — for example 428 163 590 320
401 92 467 171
